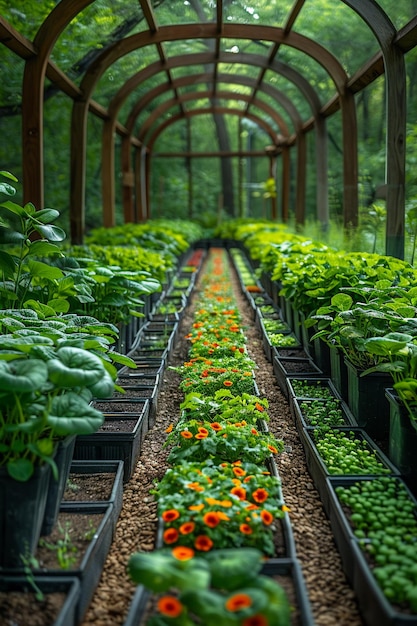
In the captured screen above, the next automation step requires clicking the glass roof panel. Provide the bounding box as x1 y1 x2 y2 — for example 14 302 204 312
152 0 215 25
223 0 294 27
93 46 161 106
51 0 148 83
293 0 379 75
375 1 417 30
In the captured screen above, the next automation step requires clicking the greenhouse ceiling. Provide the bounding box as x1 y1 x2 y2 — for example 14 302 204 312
1 1 417 256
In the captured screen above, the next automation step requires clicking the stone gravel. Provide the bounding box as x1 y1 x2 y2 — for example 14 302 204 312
81 255 365 626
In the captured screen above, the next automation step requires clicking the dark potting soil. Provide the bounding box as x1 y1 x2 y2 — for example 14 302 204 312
64 473 115 502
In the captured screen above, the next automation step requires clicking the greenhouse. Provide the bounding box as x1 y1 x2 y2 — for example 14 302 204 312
1 1 417 625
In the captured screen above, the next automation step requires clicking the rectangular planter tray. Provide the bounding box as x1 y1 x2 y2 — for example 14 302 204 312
286 376 341 402
273 356 323 399
123 558 313 626
3 503 114 624
73 405 149 482
292 396 357 430
300 427 400 517
0 575 81 626
118 357 165 378
64 459 124 534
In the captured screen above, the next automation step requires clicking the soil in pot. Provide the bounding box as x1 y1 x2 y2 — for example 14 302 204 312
0 585 70 626
63 472 115 502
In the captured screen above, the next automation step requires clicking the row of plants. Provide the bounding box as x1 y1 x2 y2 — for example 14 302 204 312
226 236 417 624
128 248 297 626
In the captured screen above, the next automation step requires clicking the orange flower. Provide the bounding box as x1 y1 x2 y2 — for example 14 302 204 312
251 428 258 435
223 380 233 387
233 467 246 477
187 482 204 492
181 430 193 439
225 593 253 612
239 523 253 535
162 509 180 522
195 432 208 439
217 511 230 521
157 595 183 618
246 503 259 511
243 475 253 483
179 521 196 535
242 615 268 626
231 486 247 500
165 424 174 433
194 535 213 551
211 422 222 431
232 478 242 486
189 503 205 511
203 512 221 528
172 546 195 560
260 510 274 525
255 403 264 412
252 488 269 503
268 444 278 454
163 528 179 544
282 505 291 512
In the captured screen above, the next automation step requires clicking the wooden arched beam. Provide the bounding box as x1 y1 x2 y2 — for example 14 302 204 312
136 107 285 221
21 0 94 215
343 0 406 257
71 23 354 240
113 71 306 225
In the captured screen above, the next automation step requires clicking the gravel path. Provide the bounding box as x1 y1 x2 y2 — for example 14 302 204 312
81 252 365 626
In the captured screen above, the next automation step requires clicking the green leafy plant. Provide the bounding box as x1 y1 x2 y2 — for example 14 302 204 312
38 521 78 570
128 546 291 626
152 460 285 556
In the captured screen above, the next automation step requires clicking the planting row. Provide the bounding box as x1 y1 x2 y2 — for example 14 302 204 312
229 241 417 626
126 247 314 626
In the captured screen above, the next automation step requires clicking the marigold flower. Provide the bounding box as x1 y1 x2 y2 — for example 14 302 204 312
239 523 253 535
157 595 183 618
230 486 247 500
211 422 222 431
225 593 253 612
243 371 252 376
243 475 253 483
203 512 221 528
181 430 193 439
268 445 278 454
251 428 258 435
232 460 242 465
194 535 213 551
232 478 242 486
260 510 274 525
187 482 204 492
162 509 180 522
195 432 208 439
255 403 264 412
242 615 268 626
179 522 196 535
165 424 174 433
217 511 230 521
252 488 269 503
223 380 233 387
233 467 246 477
198 427 209 435
246 503 259 511
234 422 243 427
189 503 205 511
172 546 195 560
163 528 179 544
282 505 291 512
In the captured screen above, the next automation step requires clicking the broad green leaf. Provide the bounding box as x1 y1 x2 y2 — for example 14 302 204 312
7 458 34 482
34 223 66 242
28 240 63 256
47 346 106 388
47 392 104 435
25 259 63 279
88 371 115 398
30 208 60 224
205 548 262 590
0 170 18 183
0 226 25 244
0 359 48 391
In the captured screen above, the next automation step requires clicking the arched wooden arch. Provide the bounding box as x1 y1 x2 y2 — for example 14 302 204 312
69 24 355 241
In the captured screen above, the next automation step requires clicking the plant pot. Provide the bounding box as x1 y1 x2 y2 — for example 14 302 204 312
273 356 323 399
0 463 51 568
41 435 77 536
345 358 391 439
386 389 417 494
0 575 80 626
292 397 356 430
330 346 349 401
64 459 124 533
73 404 149 482
300 427 399 516
312 335 331 375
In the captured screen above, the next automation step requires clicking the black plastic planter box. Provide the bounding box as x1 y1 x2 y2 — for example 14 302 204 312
73 402 149 482
273 356 323 399
292 396 356 430
0 575 81 626
300 427 400 517
63 459 124 534
118 358 165 379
